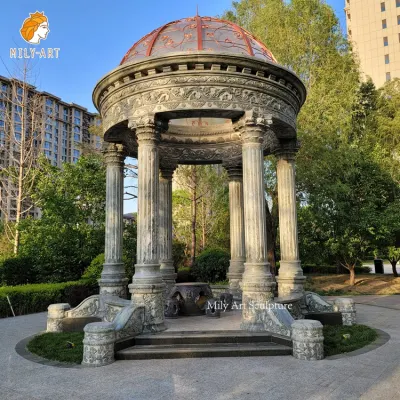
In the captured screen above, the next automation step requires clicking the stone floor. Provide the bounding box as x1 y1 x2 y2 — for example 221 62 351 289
1 296 400 400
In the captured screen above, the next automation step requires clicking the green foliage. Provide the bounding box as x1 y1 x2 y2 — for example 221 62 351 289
323 324 378 357
176 266 196 283
27 332 84 364
0 280 98 318
173 165 230 260
123 221 137 281
82 253 104 283
192 248 230 283
296 265 371 275
0 222 13 261
0 256 37 286
172 240 187 270
18 154 106 282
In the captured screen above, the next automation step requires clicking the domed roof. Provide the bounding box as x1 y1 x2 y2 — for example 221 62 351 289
120 16 277 65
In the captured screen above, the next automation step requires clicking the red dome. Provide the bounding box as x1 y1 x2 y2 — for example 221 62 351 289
120 16 277 65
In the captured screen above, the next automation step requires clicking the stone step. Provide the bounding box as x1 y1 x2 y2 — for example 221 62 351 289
132 330 277 346
116 341 292 360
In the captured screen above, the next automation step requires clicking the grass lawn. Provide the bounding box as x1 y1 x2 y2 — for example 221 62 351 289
27 325 378 363
323 324 378 357
305 274 400 296
27 332 84 364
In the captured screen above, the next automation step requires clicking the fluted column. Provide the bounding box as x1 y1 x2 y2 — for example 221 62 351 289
159 166 176 298
226 165 245 297
128 120 166 333
240 117 275 331
100 143 128 298
276 148 305 298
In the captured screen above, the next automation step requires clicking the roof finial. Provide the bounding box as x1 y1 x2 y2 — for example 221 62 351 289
196 4 199 16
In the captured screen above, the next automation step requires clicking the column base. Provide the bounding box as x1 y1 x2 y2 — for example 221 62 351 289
160 262 177 299
241 262 276 331
227 259 245 297
277 260 306 298
99 277 129 299
277 276 306 298
129 264 166 333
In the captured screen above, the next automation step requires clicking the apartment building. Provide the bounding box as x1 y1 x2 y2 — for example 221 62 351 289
0 75 102 221
345 0 400 87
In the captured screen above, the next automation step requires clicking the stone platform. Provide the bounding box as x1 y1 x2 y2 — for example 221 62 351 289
116 330 292 360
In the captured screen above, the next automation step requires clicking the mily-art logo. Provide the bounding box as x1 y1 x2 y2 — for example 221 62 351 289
10 11 60 59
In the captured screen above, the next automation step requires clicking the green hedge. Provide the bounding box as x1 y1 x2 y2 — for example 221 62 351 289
0 280 99 318
299 265 371 274
192 248 230 283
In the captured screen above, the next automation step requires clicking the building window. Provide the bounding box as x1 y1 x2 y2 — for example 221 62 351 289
384 36 389 46
46 98 53 106
386 72 391 81
74 133 81 141
0 83 7 92
398 15 400 24
381 2 386 11
382 19 387 28
73 149 80 158
44 141 51 149
348 29 352 36
74 109 81 117
385 54 390 64
397 0 400 7
73 126 80 133
347 13 351 20
74 117 81 125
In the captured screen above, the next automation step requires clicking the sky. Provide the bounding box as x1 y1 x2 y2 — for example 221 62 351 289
0 0 346 213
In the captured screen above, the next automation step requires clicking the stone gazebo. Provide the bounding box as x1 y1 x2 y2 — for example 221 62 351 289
92 15 307 333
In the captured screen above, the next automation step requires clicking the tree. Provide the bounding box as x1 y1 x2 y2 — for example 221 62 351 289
299 144 399 285
0 63 43 254
18 154 106 282
173 165 229 267
387 247 400 278
225 0 361 274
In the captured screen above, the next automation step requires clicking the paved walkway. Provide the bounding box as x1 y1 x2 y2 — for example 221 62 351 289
1 296 400 400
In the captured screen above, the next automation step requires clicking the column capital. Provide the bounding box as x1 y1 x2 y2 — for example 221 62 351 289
102 143 125 165
225 165 243 180
128 115 168 144
273 140 300 161
159 166 175 180
236 110 272 145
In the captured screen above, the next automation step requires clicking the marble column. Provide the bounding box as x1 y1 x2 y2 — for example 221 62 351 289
226 165 245 298
240 119 275 331
276 149 305 298
159 166 176 298
128 121 166 333
100 143 128 298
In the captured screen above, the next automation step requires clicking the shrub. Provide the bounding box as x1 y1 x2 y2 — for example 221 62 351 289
176 266 196 283
288 264 371 275
172 240 187 271
0 280 98 318
82 253 104 282
192 248 230 283
0 256 37 286
82 253 135 284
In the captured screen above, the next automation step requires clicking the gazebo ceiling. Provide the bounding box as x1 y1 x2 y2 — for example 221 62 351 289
120 16 277 65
